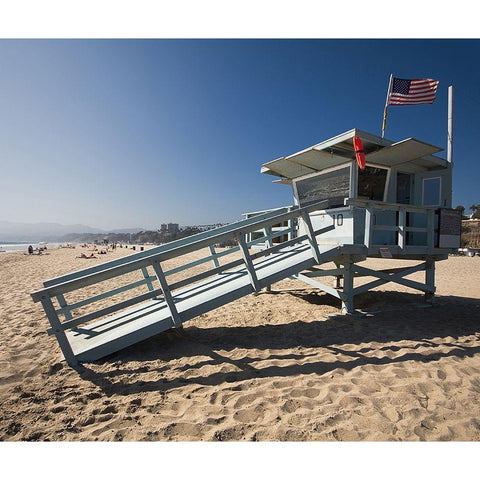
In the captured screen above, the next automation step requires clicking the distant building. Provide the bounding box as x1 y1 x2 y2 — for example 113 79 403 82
167 223 179 234
160 224 167 233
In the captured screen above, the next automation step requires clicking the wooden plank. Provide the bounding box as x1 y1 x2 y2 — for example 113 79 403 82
209 245 220 268
54 276 157 317
56 294 72 321
69 244 342 362
264 227 274 248
303 267 344 278
364 206 374 248
33 199 328 302
236 232 260 292
295 273 345 300
347 198 436 214
48 287 165 334
374 225 399 232
352 263 432 294
169 258 245 291
352 264 424 295
40 296 78 366
151 260 183 328
300 211 322 263
141 267 155 292
405 227 428 233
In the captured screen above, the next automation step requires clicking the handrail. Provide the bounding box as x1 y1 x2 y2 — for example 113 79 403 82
346 198 436 214
43 204 293 289
346 198 436 249
32 199 328 303
46 224 334 336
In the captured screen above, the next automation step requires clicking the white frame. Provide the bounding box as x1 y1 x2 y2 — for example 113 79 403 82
422 176 442 206
292 162 352 206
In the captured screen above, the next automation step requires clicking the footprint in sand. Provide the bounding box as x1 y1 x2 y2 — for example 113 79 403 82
233 405 265 424
437 369 447 380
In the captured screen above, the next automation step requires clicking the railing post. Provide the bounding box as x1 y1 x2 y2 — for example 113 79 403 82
209 245 220 268
236 232 261 292
141 267 154 292
56 294 72 321
426 209 435 249
264 226 274 248
288 218 295 242
151 260 183 329
40 295 77 366
364 204 374 248
398 207 406 249
300 211 321 263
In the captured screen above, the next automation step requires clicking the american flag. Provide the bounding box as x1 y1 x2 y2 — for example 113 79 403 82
387 77 439 105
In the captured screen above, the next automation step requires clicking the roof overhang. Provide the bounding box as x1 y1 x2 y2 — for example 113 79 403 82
261 128 447 180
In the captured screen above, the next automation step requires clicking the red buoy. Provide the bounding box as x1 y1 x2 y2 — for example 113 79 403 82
353 135 366 170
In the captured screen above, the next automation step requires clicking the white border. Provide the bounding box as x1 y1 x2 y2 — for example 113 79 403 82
292 162 352 206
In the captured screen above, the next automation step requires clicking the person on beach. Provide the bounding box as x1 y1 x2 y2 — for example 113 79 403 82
28 245 33 255
78 252 97 259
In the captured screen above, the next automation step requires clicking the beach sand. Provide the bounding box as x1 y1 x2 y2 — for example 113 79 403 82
1 245 480 441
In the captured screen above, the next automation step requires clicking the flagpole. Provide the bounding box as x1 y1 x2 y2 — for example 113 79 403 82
381 74 393 138
447 85 454 165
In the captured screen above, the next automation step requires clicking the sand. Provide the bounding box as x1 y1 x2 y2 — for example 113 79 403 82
1 245 480 441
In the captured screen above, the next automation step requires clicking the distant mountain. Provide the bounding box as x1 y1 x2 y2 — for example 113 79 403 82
109 228 145 234
0 220 144 242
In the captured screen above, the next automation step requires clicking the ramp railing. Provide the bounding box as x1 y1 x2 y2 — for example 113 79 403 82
347 199 436 250
31 200 330 364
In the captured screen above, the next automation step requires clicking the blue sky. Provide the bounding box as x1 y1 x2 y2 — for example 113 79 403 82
1 39 479 230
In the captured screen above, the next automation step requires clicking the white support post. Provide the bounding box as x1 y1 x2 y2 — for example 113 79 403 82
236 232 261 292
425 258 436 302
341 261 355 314
300 211 321 263
40 296 78 366
152 260 183 329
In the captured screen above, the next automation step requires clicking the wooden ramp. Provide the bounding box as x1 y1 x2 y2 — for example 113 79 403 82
31 199 345 366
67 243 339 363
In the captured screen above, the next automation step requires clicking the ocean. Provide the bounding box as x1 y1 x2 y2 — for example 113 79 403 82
0 242 63 253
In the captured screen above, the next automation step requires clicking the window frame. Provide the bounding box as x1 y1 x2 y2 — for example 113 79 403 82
422 176 442 207
292 162 352 208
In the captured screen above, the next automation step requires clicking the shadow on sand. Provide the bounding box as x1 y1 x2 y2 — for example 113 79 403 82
75 290 480 396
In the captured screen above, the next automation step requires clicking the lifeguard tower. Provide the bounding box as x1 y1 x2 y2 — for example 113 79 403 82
30 128 461 366
250 128 461 311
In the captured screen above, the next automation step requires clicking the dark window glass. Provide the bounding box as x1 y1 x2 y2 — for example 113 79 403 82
295 167 350 208
358 166 388 201
423 177 441 206
396 172 412 204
